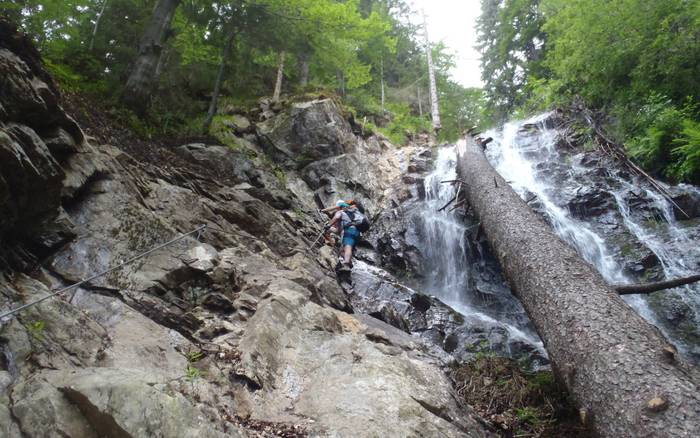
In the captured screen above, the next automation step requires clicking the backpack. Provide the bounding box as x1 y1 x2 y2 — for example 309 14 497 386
345 209 370 233
352 199 366 214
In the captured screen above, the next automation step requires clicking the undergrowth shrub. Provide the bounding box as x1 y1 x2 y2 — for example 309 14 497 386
625 94 700 182
377 102 431 146
669 118 700 183
451 356 589 437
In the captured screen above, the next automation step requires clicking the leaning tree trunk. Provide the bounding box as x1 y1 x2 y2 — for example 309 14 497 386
203 31 236 131
123 0 180 112
457 137 700 437
272 51 285 103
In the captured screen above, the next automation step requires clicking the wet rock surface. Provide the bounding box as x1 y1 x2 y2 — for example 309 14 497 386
349 262 547 368
0 29 89 269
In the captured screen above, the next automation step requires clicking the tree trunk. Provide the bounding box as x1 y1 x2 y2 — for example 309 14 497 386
123 0 180 112
153 43 170 79
417 85 423 117
203 31 236 132
336 70 345 98
615 275 700 295
457 137 700 437
272 51 285 103
380 57 385 113
423 11 441 132
299 50 310 87
88 0 108 51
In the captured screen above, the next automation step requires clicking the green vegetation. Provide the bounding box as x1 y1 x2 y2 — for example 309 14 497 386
451 355 588 437
184 350 204 383
27 320 46 343
185 350 204 363
3 0 483 145
476 0 700 183
185 365 202 382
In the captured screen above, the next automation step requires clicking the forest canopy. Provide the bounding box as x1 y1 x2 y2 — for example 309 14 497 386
0 0 483 144
5 0 697 183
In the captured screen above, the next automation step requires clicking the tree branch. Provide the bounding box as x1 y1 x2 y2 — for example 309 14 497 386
614 275 700 295
438 183 462 212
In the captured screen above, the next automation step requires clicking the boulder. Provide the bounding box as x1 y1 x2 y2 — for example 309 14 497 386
184 243 219 272
175 144 255 184
671 190 700 219
256 99 358 167
566 185 615 218
201 292 235 313
236 287 492 437
42 126 80 154
228 114 252 134
11 369 242 438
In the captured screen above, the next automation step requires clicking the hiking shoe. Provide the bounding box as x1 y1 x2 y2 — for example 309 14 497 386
338 262 352 272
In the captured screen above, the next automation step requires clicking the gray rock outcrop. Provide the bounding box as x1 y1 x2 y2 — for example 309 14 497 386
0 22 492 438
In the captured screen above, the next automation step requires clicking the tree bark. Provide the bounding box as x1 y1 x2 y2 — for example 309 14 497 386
299 50 310 87
203 31 236 132
153 43 170 79
380 56 385 113
88 0 108 51
422 10 441 132
615 275 700 295
336 70 345 98
417 85 423 117
457 137 700 437
123 0 180 112
272 51 285 103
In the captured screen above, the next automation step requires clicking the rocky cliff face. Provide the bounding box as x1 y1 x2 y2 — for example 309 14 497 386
0 22 493 437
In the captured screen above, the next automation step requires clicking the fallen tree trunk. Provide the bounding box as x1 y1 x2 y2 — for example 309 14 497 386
457 137 700 437
615 275 700 295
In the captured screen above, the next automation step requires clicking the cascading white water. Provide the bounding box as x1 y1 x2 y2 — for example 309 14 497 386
421 146 470 304
415 144 545 354
486 114 700 359
487 116 626 283
612 180 700 328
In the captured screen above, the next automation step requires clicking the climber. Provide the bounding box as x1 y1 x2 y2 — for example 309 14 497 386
319 199 364 217
320 199 366 247
326 200 370 271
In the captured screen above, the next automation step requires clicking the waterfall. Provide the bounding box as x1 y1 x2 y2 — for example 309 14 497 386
487 119 626 283
485 114 700 361
420 146 469 304
413 144 545 356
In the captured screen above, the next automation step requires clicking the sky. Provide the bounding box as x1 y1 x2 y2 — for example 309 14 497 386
409 0 483 88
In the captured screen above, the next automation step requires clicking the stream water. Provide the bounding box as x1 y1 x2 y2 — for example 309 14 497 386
485 114 700 362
